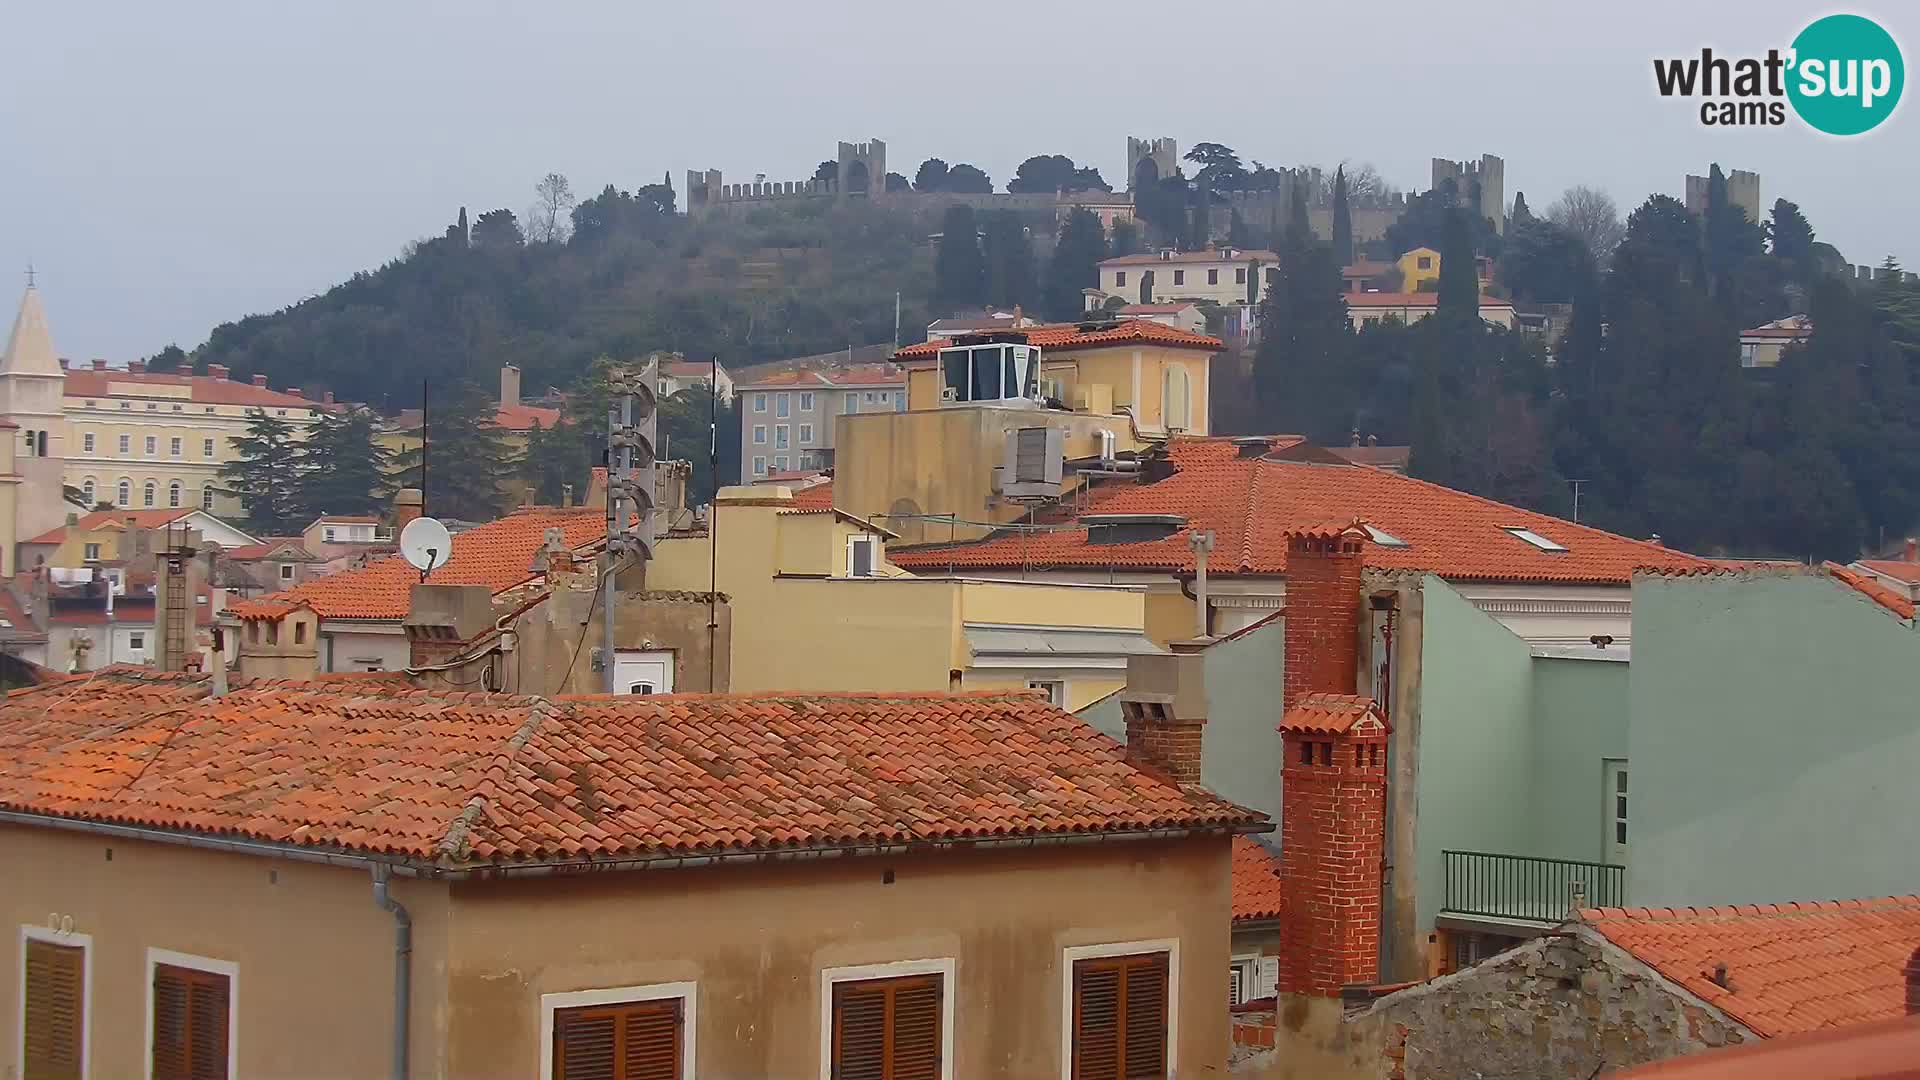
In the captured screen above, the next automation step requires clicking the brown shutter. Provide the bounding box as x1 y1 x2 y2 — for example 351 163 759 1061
555 1000 682 1080
23 940 84 1080
832 975 942 1080
151 964 229 1080
1072 954 1168 1080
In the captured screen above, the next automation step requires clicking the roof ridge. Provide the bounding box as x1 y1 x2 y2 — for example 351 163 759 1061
1581 894 1920 922
435 696 563 863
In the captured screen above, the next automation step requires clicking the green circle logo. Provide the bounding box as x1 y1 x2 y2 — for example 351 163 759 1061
1788 14 1904 135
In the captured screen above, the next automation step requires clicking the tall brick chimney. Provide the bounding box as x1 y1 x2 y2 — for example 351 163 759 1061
1118 644 1209 786
1282 525 1366 709
1277 523 1386 997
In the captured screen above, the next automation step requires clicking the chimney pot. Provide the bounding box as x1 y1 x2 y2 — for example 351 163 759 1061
251 374 268 387
91 359 107 371
290 388 305 399
323 391 336 405
128 360 146 374
393 487 425 531
57 357 68 370
1119 650 1208 787
1906 538 1917 563
207 363 229 380
1282 527 1366 711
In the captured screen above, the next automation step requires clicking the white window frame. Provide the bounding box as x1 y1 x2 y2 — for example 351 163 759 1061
799 391 814 412
279 563 296 581
202 438 215 458
798 423 814 445
846 534 878 578
752 425 767 445
773 455 788 471
83 432 95 453
776 392 791 418
118 435 130 455
1504 527 1568 552
538 980 697 1080
752 456 767 476
169 437 182 458
817 958 955 1080
1058 939 1179 1080
19 924 94 1080
143 947 237 1080
843 392 858 414
775 425 789 450
753 392 768 413
145 436 157 456
201 487 215 510
1027 679 1066 707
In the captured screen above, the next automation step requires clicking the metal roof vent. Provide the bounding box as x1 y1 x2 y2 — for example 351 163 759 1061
1082 513 1188 545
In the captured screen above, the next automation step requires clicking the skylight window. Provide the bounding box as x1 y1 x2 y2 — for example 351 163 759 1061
1364 525 1409 548
1505 527 1568 552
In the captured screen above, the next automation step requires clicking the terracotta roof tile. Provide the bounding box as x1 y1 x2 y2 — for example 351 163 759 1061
26 509 193 546
1606 1015 1920 1079
894 319 1222 360
63 369 322 409
1580 896 1920 1038
1855 559 1920 585
889 437 1710 585
1278 693 1387 735
1231 836 1285 920
1823 562 1916 620
791 480 834 511
739 365 905 389
0 672 1263 868
226 506 608 621
1100 249 1279 267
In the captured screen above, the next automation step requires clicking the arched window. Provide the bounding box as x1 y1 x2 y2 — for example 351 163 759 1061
81 479 95 503
117 479 131 506
168 481 182 508
201 486 215 510
1163 364 1191 433
142 480 156 507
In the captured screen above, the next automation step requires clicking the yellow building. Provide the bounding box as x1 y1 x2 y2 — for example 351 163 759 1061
834 319 1222 545
1397 246 1441 291
648 485 1161 709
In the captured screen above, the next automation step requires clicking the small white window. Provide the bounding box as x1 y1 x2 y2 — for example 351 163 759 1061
81 479 95 503
83 432 95 453
775 393 791 418
145 436 157 456
170 437 182 457
1363 525 1409 548
146 402 158 411
120 401 131 410
84 543 102 561
775 425 789 450
1028 679 1065 706
142 481 156 507
323 527 336 542
1505 527 1567 552
168 481 182 507
799 391 814 412
201 487 215 510
894 390 906 409
279 563 295 581
753 393 767 413
276 409 287 416
752 425 767 445
203 438 215 457
129 632 145 652
118 435 131 454
1740 343 1758 368
752 456 767 476
798 423 814 445
540 982 695 1080
844 392 858 414
847 534 877 577
117 480 130 506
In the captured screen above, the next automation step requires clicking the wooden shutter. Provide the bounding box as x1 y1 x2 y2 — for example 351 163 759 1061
554 999 682 1080
151 963 229 1080
831 975 943 1080
1071 953 1168 1080
23 940 84 1080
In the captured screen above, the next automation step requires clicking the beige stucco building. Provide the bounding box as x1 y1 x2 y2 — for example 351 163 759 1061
1093 247 1279 309
1346 292 1517 331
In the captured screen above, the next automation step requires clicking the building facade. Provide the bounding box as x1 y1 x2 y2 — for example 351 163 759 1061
737 364 906 478
1093 248 1280 309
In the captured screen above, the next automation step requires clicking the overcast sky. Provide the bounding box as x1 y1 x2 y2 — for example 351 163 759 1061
3 0 1914 361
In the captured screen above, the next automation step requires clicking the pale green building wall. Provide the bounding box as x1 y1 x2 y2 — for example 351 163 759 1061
1529 656 1629 865
1629 572 1920 907
1412 577 1536 934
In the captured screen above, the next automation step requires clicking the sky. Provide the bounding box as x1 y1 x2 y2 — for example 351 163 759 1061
3 0 1916 361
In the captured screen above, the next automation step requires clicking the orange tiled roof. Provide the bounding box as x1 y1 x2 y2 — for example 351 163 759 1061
1581 896 1920 1038
739 364 906 389
494 403 563 430
1607 1015 1920 1080
1278 693 1386 735
889 437 1711 584
1854 559 1920 585
791 479 834 511
226 506 608 621
895 319 1222 360
1824 562 1917 620
25 508 192 546
1100 249 1279 267
1231 836 1286 920
0 672 1262 868
63 369 322 409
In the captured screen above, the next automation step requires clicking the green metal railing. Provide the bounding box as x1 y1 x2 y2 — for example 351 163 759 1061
1442 850 1625 923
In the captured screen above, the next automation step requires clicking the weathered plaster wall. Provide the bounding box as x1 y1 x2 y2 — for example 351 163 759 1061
1529 656 1629 866
1200 617 1287 823
1412 577 1535 936
1629 572 1920 906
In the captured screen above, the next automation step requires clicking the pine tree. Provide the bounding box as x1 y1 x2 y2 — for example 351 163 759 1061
1436 207 1479 319
1510 192 1534 228
1043 208 1108 321
981 211 1037 309
393 380 516 522
294 407 395 520
218 410 305 533
1764 199 1816 271
1331 166 1354 268
933 205 986 312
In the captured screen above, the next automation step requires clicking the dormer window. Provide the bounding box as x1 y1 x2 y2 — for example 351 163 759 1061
1505 527 1567 552
1364 525 1409 548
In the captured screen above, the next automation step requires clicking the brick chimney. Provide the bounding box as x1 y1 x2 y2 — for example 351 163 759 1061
323 391 336 405
1118 644 1209 786
1906 537 1917 563
402 584 495 671
1282 525 1366 710
393 487 424 531
1278 694 1390 996
91 359 106 371
500 364 522 410
207 363 229 380
1906 945 1920 1016
128 360 145 374
251 374 268 387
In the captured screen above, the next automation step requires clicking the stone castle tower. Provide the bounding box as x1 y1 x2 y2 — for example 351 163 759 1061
1431 154 1506 234
1127 136 1179 190
1684 168 1761 224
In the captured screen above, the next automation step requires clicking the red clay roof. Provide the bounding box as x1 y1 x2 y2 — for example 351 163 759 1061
226 506 608 621
63 369 321 409
895 319 1223 360
1854 559 1920 585
1608 1015 1920 1080
1278 693 1386 735
791 479 834 511
1581 896 1920 1038
25 508 193 545
1824 563 1917 620
0 672 1262 868
494 403 563 430
1100 249 1279 266
740 364 905 389
1231 836 1286 920
889 437 1710 584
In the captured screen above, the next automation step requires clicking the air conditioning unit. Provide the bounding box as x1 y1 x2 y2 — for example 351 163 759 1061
1002 427 1064 501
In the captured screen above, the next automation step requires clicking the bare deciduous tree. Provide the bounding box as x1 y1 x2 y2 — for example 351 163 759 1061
526 172 576 244
1548 185 1625 261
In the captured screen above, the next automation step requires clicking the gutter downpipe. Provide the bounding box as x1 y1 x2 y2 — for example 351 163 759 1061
370 863 412 1080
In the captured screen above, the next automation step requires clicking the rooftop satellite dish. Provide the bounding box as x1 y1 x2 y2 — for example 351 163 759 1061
400 517 452 577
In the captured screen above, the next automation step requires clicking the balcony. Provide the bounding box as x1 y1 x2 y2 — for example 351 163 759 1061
1441 850 1625 925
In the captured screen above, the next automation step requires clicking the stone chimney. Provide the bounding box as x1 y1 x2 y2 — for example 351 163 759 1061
402 583 495 672
251 374 268 387
500 364 522 410
207 363 229 380
1118 644 1209 787
393 488 424 531
1282 525 1366 710
128 360 146 374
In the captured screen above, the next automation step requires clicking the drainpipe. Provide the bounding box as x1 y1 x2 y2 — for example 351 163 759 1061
370 864 412 1080
1187 530 1215 639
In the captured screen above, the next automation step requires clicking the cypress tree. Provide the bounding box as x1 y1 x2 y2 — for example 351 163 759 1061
1437 207 1479 319
1331 167 1354 268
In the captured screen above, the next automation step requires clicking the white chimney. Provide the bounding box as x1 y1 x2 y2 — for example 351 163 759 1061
500 365 522 410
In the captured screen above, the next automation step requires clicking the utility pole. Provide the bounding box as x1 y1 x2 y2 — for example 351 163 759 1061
1567 478 1589 523
600 358 659 693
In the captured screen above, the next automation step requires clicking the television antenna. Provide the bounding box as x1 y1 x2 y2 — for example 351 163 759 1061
400 517 452 581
